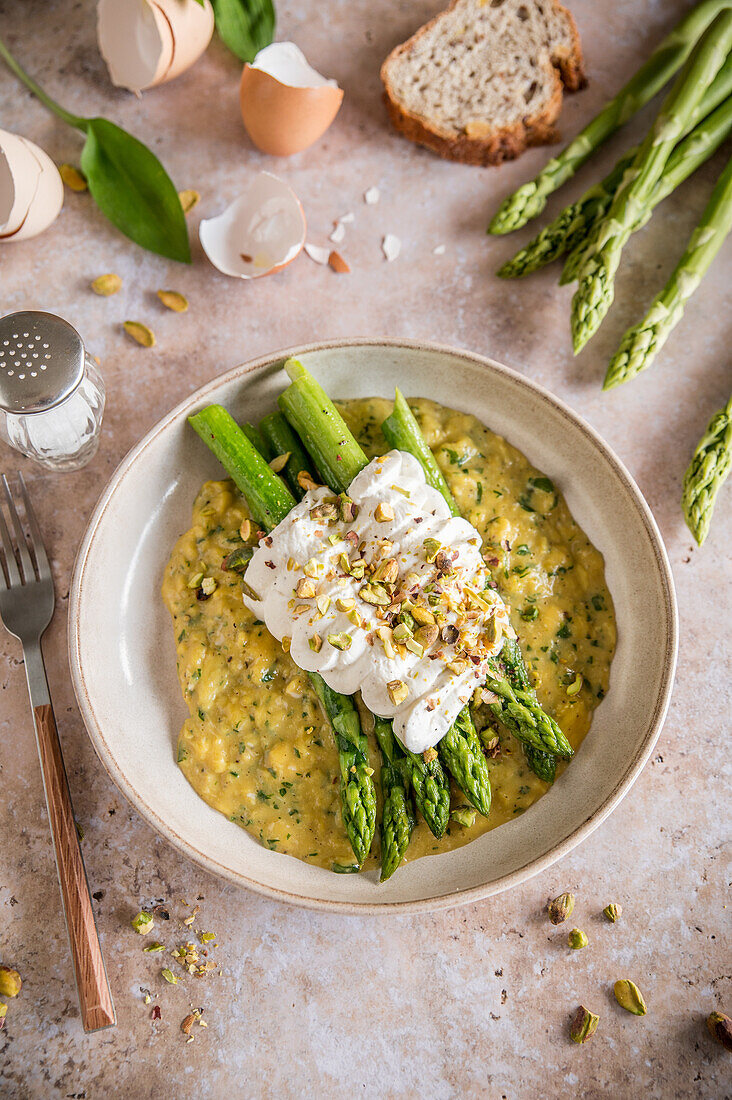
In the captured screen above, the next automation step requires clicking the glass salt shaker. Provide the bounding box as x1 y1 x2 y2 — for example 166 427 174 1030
0 311 105 471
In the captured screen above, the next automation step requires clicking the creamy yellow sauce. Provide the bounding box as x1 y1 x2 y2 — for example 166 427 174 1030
162 398 616 872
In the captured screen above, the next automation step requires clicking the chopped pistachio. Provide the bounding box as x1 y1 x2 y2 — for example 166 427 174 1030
387 679 408 705
336 596 355 612
296 577 316 599
268 451 291 474
374 502 394 522
423 538 441 562
239 519 253 542
707 1011 732 1051
91 273 122 296
59 163 87 191
143 942 166 953
392 623 412 644
405 637 424 657
0 967 22 997
0 1004 7 1025
338 494 358 522
281 636 291 654
161 967 180 985
547 892 575 925
566 674 583 696
422 747 438 764
316 595 331 616
451 807 476 828
570 1005 599 1044
199 932 216 944
187 572 204 589
123 320 156 348
178 188 200 214
297 470 320 492
157 289 189 313
359 584 390 606
131 911 154 935
328 632 352 651
614 979 647 1015
603 902 622 923
200 577 216 596
568 928 588 950
346 609 362 627
411 606 435 626
414 624 439 649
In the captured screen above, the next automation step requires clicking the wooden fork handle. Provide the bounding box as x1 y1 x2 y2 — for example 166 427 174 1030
32 697 116 1031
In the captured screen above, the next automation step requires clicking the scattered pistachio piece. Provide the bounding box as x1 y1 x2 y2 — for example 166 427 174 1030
269 452 291 474
387 679 408 706
157 289 189 313
374 502 394 522
707 1011 732 1052
199 932 216 944
143 942 166 953
281 636 291 654
568 928 588 950
451 807 476 828
178 189 200 214
123 321 156 348
422 747 438 764
309 633 323 653
547 892 575 925
566 673 583 696
570 1005 599 1044
0 1003 7 1027
297 470 320 492
614 979 647 1015
603 902 622 923
187 571 204 589
161 967 180 985
296 577 316 599
91 273 122 296
240 519 252 542
0 967 22 998
59 163 87 191
423 537 441 562
200 577 216 597
328 632 352 651
131 911 154 935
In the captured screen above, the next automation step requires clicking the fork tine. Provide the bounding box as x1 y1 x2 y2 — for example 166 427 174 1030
0 494 21 587
2 474 36 582
16 472 51 582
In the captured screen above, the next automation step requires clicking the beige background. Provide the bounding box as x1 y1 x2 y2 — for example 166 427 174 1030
0 0 730 1096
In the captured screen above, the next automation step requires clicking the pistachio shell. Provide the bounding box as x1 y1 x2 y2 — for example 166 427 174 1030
59 163 87 192
123 321 156 348
178 189 200 214
91 273 122 296
157 289 188 313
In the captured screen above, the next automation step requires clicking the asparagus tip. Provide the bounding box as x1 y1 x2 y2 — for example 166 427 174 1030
283 357 306 382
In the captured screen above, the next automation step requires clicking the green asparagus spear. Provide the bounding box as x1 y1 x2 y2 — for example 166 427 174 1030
189 404 377 865
373 716 415 880
681 395 732 546
242 421 271 459
373 716 450 838
571 13 732 353
381 389 460 516
563 86 732 285
604 155 732 390
278 358 368 492
379 393 571 760
308 675 377 866
498 638 556 783
189 405 296 528
259 411 315 499
488 0 732 235
501 60 732 281
438 708 491 818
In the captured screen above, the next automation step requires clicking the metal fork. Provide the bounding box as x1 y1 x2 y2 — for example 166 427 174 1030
0 473 115 1032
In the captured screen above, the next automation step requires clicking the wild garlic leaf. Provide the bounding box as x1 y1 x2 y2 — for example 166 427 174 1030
81 118 190 263
211 0 275 63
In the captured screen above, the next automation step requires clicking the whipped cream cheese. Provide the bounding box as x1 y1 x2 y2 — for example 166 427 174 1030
242 450 511 753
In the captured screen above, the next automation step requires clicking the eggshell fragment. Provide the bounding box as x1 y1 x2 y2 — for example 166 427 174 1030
199 172 306 279
304 243 330 265
97 0 214 95
0 129 63 242
240 42 344 156
382 234 401 262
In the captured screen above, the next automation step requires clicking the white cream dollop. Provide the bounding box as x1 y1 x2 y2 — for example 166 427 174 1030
242 451 510 753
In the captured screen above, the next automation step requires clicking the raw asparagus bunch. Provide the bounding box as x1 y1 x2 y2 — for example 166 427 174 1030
681 395 732 545
381 389 573 771
188 404 377 867
488 0 732 234
604 155 732 389
570 14 732 353
279 362 494 820
373 717 415 881
499 62 732 281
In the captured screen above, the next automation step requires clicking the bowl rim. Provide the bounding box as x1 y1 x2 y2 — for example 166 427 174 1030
68 337 678 914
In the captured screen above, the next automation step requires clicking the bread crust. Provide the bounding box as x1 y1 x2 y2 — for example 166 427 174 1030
381 0 586 167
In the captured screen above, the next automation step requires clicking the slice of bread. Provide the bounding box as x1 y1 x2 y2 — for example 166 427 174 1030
381 0 585 166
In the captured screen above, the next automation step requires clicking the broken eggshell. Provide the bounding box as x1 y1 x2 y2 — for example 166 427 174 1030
239 42 344 156
97 0 214 95
199 172 306 279
0 129 63 242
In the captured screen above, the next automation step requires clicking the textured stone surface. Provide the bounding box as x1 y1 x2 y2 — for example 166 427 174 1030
0 1 730 1096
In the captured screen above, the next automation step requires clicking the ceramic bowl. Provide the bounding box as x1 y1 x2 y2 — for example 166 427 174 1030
68 340 677 913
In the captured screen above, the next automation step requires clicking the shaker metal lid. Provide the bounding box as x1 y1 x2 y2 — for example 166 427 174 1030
0 311 86 414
